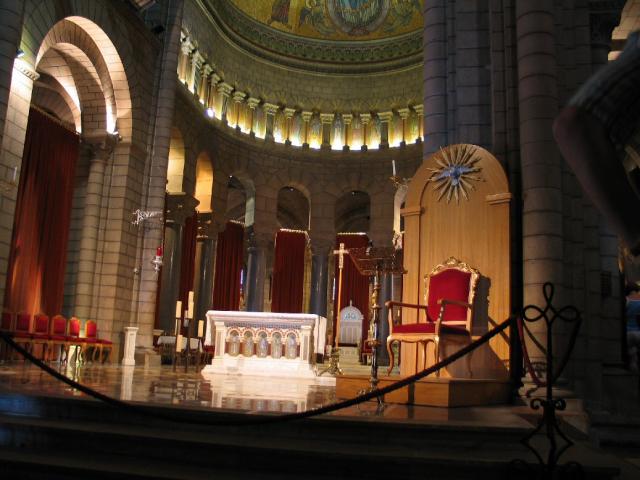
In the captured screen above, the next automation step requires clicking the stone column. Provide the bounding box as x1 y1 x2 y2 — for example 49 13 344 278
217 82 233 124
232 90 246 131
516 1 563 360
263 103 279 142
206 73 221 110
378 111 393 149
245 230 272 312
246 97 260 138
74 134 117 320
360 113 371 151
342 114 352 152
157 193 199 334
194 212 217 323
413 104 424 142
320 113 334 149
122 327 138 366
301 110 313 148
397 108 410 147
309 239 332 318
284 107 296 145
198 64 212 105
189 50 204 95
177 35 193 84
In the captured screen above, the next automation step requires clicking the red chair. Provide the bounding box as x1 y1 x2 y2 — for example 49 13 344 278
0 311 15 360
65 317 84 363
386 257 480 376
91 321 113 364
31 313 50 360
12 312 33 359
82 320 99 362
48 315 67 362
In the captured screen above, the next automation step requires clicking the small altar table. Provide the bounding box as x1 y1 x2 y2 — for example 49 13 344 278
203 311 327 379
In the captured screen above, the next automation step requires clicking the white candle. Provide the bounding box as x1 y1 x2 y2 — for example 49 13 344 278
392 159 396 176
176 334 183 352
197 320 204 338
187 301 194 319
175 300 182 318
188 290 194 305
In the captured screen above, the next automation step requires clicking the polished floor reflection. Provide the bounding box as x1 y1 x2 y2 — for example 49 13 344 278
0 361 534 429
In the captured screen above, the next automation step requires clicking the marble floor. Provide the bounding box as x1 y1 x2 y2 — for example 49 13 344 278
0 360 543 430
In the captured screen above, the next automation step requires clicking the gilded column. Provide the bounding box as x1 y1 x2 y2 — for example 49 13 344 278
360 113 371 151
232 91 247 131
177 35 193 84
189 50 204 95
206 73 221 111
301 110 313 148
263 103 279 142
217 82 233 125
397 108 410 147
284 107 296 145
247 97 260 138
342 114 352 152
413 104 423 142
198 64 212 105
320 113 334 149
74 134 117 320
378 111 393 149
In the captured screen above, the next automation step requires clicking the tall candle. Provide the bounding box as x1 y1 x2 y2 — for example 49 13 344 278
175 300 182 318
156 246 163 257
392 159 396 176
186 302 194 319
197 320 204 338
188 290 194 305
176 334 183 352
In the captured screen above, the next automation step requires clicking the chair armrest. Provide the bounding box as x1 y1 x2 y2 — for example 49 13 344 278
385 301 428 311
437 298 472 309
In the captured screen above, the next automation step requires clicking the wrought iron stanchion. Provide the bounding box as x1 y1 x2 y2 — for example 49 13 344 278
510 282 583 479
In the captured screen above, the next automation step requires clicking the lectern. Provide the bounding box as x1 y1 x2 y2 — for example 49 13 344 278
348 247 405 401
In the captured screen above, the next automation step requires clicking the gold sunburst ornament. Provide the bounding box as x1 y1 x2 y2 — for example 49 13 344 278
427 145 484 203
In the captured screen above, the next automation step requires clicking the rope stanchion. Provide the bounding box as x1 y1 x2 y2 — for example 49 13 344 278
0 317 511 427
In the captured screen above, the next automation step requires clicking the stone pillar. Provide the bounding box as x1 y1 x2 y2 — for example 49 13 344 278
342 114 352 152
157 193 199 334
360 113 371 151
413 104 423 142
284 107 296 145
309 239 331 318
189 50 204 95
320 113 334 149
194 212 217 323
198 64 212 105
378 111 393 149
246 97 260 138
397 108 410 147
423 0 448 156
122 326 138 366
177 35 193 84
217 82 233 124
206 73 221 110
245 230 272 312
232 91 246 131
516 1 563 360
301 110 313 148
263 103 279 142
74 134 117 320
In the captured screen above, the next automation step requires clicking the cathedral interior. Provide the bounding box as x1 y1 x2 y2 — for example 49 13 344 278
1 0 640 478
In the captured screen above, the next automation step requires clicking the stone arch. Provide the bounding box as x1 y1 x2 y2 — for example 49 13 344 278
195 151 214 212
167 127 186 193
277 186 310 230
335 190 371 233
226 173 256 226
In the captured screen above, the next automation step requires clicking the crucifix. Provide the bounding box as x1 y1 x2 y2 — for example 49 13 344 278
319 242 348 376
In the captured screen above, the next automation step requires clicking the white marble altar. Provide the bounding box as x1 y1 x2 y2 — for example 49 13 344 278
203 311 328 379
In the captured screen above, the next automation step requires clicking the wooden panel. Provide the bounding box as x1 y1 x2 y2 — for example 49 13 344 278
400 145 511 379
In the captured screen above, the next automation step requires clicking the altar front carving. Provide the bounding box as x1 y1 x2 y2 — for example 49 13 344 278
202 311 328 379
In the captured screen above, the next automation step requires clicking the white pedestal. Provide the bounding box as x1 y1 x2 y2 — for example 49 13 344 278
122 326 138 366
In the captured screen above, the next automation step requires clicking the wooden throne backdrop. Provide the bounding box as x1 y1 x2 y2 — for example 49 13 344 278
400 144 511 378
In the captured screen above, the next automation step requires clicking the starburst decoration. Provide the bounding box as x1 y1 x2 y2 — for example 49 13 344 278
427 145 484 203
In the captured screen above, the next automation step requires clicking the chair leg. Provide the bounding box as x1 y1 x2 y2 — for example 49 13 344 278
466 341 473 378
434 340 440 378
386 338 395 375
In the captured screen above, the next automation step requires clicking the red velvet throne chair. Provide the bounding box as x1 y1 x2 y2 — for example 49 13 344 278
386 257 480 376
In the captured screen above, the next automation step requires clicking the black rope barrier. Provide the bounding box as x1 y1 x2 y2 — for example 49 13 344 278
0 317 511 427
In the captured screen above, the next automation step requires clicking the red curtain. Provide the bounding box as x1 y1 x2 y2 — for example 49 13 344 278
178 213 198 305
271 230 306 313
4 108 79 316
333 234 370 346
212 221 244 310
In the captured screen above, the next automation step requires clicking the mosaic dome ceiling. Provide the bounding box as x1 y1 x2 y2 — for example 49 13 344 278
230 0 424 41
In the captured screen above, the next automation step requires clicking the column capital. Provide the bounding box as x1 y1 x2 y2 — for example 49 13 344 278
342 113 353 125
412 104 423 115
191 50 204 68
309 236 334 255
217 82 234 96
359 113 371 124
378 111 394 123
210 73 221 85
283 107 296 119
81 132 118 161
232 91 247 103
247 228 274 250
301 111 313 122
263 103 279 115
320 113 335 124
247 97 261 109
165 192 200 226
202 64 213 77
397 108 410 119
181 37 195 55
196 211 218 239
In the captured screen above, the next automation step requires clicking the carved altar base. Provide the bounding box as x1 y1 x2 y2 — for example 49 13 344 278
203 311 330 380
